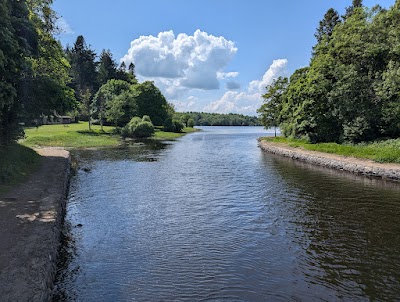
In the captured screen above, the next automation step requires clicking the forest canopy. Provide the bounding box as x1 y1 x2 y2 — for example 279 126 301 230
258 0 400 143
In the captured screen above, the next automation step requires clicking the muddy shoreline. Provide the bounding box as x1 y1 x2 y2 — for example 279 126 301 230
259 140 400 182
0 148 71 302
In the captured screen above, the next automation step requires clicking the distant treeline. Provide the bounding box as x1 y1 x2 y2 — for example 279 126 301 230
174 112 261 126
258 0 400 143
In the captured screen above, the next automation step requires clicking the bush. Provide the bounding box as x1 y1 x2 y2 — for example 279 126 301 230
173 120 184 132
122 116 154 138
187 118 195 128
142 115 152 123
163 117 175 132
163 117 184 133
132 121 155 138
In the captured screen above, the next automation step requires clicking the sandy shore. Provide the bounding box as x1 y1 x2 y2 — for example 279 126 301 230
259 140 400 182
0 148 70 302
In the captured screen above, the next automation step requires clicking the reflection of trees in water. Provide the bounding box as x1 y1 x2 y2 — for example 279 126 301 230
72 140 171 164
263 153 400 300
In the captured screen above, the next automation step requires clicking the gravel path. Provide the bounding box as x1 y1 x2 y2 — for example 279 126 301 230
0 148 70 302
259 140 400 182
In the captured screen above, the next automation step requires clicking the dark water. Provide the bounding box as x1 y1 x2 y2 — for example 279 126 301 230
55 127 400 301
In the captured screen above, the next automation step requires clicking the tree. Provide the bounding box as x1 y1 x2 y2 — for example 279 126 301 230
315 8 341 43
19 0 76 122
98 49 117 85
92 79 137 129
344 0 363 19
258 77 288 137
79 88 93 130
0 0 37 145
132 81 169 126
128 63 135 76
66 35 98 122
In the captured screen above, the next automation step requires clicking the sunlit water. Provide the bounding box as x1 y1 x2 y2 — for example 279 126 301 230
54 126 400 301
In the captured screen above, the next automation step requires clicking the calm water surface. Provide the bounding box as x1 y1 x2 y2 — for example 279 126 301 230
55 126 400 301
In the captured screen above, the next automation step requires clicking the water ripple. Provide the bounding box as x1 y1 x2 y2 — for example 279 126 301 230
54 127 400 301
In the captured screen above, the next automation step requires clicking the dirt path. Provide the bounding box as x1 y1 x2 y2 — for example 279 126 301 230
259 140 400 182
0 148 70 302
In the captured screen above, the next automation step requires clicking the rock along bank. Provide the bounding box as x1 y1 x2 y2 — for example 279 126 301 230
259 140 400 182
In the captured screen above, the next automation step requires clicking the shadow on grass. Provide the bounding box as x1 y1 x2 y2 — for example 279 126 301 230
76 130 111 136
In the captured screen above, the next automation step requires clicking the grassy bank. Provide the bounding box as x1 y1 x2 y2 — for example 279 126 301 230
0 143 40 192
153 127 199 140
22 122 120 148
261 137 400 163
21 122 199 148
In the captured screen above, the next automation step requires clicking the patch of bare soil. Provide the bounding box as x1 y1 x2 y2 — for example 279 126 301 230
0 148 70 302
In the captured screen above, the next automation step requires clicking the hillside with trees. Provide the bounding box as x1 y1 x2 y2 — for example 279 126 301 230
258 0 400 143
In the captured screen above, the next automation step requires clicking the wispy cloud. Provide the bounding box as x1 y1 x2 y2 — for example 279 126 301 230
56 17 74 35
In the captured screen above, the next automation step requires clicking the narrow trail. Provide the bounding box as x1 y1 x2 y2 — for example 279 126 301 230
0 148 70 302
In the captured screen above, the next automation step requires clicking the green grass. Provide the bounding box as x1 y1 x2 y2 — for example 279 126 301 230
153 127 200 140
21 122 200 147
261 136 400 163
21 122 120 148
0 143 40 193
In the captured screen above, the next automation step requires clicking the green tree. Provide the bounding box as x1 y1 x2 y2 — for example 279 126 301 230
0 0 37 145
66 35 98 123
257 77 288 137
93 79 137 129
315 8 341 43
132 81 169 126
98 49 117 85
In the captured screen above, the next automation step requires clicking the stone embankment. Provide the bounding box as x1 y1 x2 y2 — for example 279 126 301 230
0 148 70 302
259 140 400 182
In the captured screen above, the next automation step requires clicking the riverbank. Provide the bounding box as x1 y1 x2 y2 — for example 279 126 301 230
21 122 198 148
0 148 70 302
259 140 400 182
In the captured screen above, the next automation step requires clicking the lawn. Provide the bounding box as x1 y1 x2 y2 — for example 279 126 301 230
153 127 199 140
21 122 199 148
0 143 40 192
22 122 120 148
261 137 400 163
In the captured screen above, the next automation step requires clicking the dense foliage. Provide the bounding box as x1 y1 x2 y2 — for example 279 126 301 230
0 0 177 146
258 0 400 143
174 112 261 126
122 116 155 138
0 0 75 146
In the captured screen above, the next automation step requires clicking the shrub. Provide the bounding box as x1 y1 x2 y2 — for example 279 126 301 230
132 121 155 138
163 116 175 132
163 117 184 133
122 116 154 138
142 115 152 123
187 118 195 128
173 120 184 132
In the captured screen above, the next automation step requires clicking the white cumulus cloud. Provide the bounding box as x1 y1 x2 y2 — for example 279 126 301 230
217 71 239 80
174 96 199 112
121 30 237 90
248 59 288 93
204 59 288 115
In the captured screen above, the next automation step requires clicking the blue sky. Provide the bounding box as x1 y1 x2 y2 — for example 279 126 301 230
54 0 395 115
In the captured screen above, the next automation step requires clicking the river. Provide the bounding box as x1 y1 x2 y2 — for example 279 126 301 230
54 126 400 301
